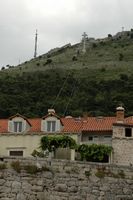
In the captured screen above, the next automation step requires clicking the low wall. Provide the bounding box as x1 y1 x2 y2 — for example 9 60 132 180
0 157 133 200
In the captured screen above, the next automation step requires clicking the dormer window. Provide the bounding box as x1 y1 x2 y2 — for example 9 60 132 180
14 121 23 133
8 114 31 133
41 109 63 132
47 121 56 132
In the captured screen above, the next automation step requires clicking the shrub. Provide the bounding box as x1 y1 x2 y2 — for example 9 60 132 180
85 170 91 177
45 58 52 64
40 135 77 152
100 67 106 72
119 53 124 61
77 144 112 162
92 43 97 48
31 149 45 157
108 34 112 38
130 33 133 39
24 165 39 174
72 55 78 61
95 169 105 178
36 62 40 66
1 67 5 70
47 54 51 58
11 160 21 173
120 74 128 81
0 163 6 170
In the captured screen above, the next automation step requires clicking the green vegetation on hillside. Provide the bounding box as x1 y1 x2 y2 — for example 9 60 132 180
1 30 133 118
0 67 133 118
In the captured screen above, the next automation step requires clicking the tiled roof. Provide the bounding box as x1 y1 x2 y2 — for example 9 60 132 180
124 116 133 125
82 117 116 132
28 118 42 132
61 117 82 132
0 119 8 133
0 115 121 134
9 113 31 126
113 116 133 127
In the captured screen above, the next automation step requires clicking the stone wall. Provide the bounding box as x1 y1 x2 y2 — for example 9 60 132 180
0 157 133 200
112 138 133 166
112 125 133 166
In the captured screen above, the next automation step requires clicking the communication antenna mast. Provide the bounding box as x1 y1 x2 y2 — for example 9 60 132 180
34 29 38 58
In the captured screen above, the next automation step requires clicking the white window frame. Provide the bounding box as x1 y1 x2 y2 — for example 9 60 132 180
47 121 56 132
13 121 23 133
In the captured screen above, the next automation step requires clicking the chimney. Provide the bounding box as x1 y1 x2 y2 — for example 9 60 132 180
48 109 55 114
116 106 125 123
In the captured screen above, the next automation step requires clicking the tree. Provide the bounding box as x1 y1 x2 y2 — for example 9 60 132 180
119 53 124 61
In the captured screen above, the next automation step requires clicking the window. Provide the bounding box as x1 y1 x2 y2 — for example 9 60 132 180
47 121 56 132
88 136 93 141
94 136 98 140
14 121 23 132
9 151 23 156
125 128 132 137
104 136 112 140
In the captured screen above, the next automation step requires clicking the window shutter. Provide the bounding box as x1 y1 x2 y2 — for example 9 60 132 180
41 120 46 132
44 120 47 131
22 121 26 132
8 121 13 132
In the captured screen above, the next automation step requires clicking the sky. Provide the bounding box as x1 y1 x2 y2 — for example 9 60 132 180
0 0 133 67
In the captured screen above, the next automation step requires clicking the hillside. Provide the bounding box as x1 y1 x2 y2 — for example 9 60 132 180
1 30 133 118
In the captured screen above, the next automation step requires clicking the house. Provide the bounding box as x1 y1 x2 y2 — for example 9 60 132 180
81 116 116 146
0 107 133 166
0 109 82 157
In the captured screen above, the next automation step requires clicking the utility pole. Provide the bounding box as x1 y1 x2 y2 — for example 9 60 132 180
82 32 88 54
34 29 38 58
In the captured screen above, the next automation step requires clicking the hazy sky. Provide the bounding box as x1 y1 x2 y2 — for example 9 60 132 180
0 0 133 67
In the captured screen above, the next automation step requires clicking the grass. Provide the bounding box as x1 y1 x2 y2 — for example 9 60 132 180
2 32 133 80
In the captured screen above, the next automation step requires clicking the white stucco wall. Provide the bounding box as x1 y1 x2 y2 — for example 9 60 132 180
0 134 43 157
0 133 79 157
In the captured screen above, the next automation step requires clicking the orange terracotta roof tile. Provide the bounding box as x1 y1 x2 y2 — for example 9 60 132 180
82 117 116 132
124 116 133 125
0 115 131 134
61 117 82 132
28 118 42 132
0 119 8 133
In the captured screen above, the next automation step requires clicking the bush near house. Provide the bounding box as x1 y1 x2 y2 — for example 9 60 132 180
77 144 112 162
39 136 112 163
40 135 77 152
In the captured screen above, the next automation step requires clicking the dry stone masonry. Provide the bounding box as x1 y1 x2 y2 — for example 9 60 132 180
0 158 133 200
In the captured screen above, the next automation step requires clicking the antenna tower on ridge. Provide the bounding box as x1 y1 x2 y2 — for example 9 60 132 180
34 29 38 58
